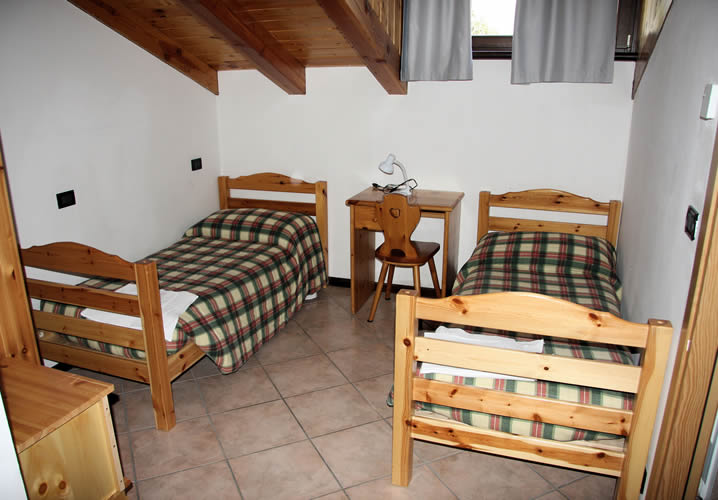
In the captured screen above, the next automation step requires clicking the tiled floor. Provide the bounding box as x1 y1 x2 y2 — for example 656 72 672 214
67 285 617 500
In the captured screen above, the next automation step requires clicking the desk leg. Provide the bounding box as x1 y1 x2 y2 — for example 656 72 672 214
441 203 462 297
350 206 376 313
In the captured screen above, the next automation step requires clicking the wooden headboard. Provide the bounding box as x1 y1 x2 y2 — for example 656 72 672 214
477 189 622 246
218 173 329 272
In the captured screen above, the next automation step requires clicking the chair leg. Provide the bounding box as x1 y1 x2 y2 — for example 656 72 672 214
369 262 390 322
385 265 395 300
412 266 421 294
428 257 441 298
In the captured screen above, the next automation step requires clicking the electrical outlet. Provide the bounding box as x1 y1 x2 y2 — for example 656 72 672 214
685 206 699 241
191 158 202 171
56 190 76 209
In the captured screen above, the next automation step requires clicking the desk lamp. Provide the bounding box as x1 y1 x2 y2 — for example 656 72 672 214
378 154 412 196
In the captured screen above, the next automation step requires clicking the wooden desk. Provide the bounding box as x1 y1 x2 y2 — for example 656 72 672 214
346 188 464 313
0 359 129 500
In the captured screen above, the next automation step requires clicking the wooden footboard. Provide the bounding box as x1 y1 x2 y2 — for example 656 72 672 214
392 290 671 499
22 242 204 431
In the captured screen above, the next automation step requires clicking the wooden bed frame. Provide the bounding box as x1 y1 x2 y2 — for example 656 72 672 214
21 173 328 431
391 189 671 499
477 189 622 246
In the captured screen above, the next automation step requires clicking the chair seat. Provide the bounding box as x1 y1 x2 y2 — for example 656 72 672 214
375 241 440 265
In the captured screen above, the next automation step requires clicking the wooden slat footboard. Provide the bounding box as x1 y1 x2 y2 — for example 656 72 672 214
22 243 182 431
392 290 672 500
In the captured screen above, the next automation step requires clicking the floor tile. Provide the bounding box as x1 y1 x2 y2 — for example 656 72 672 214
230 440 339 500
173 367 195 384
199 366 280 413
124 381 206 431
328 343 394 382
313 421 396 488
528 462 587 489
212 400 305 457
558 474 616 499
131 417 224 480
353 374 395 418
109 394 127 434
120 377 150 393
367 317 397 347
190 356 224 378
304 318 380 352
116 433 135 484
255 321 321 365
264 354 347 397
430 451 553 500
535 492 568 500
314 491 349 500
286 384 381 437
294 301 355 330
359 295 397 323
345 465 456 499
137 461 241 499
126 485 139 500
411 438 464 463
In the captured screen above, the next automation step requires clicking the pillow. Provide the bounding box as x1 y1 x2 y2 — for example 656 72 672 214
184 208 319 252
467 231 619 285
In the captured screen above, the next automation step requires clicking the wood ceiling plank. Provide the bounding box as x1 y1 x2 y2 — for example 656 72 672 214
214 61 257 70
68 0 219 94
316 0 406 94
178 0 306 94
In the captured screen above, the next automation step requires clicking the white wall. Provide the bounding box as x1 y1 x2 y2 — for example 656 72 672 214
217 61 635 284
618 0 718 484
0 0 220 260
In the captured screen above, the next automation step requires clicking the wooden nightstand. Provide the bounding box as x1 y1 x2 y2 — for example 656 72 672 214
0 359 129 499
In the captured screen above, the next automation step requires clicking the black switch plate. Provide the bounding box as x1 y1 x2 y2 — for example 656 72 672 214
685 206 699 241
191 158 202 171
56 190 76 209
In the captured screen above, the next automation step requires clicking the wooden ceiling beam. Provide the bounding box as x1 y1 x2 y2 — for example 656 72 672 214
178 0 306 95
68 0 219 95
317 0 407 95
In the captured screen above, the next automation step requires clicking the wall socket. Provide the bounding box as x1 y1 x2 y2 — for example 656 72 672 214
56 190 76 209
191 158 202 171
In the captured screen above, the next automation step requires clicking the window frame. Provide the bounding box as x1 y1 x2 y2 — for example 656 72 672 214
471 0 639 61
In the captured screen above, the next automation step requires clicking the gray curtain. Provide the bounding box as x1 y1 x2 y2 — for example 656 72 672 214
511 0 618 84
401 0 472 81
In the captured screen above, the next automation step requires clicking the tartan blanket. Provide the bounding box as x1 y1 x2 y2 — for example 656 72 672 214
404 232 632 442
41 209 326 373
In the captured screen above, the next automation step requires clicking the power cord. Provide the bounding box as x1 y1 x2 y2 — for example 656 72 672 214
371 178 418 193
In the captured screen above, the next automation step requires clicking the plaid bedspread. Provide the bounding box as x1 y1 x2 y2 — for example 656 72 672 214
412 232 632 441
41 209 327 373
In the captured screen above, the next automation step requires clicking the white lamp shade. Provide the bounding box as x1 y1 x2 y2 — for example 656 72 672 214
378 154 396 175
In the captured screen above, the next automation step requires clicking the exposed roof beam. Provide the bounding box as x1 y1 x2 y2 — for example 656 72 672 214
317 0 407 95
68 0 219 95
178 0 306 95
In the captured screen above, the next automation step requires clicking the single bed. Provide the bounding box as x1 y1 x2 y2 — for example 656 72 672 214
21 173 328 431
391 189 671 499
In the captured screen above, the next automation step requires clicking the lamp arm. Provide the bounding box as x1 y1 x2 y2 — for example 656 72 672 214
393 160 408 183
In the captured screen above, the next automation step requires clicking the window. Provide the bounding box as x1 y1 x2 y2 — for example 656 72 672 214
470 0 639 60
471 0 516 36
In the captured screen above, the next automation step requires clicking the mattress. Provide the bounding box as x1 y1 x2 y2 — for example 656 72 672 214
40 208 326 373
393 231 632 442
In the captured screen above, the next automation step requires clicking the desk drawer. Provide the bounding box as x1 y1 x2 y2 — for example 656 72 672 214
352 205 381 231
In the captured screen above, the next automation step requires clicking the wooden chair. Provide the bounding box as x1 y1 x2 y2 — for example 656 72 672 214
367 194 441 322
